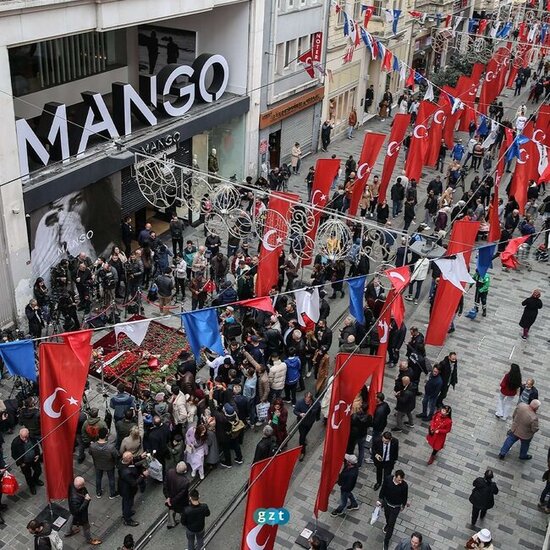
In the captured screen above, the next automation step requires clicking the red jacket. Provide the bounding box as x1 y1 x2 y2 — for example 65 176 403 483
426 411 452 451
500 373 518 397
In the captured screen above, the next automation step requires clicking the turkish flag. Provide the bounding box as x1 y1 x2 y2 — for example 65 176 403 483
406 69 415 87
501 236 530 268
478 19 488 35
510 125 538 213
241 447 302 550
391 293 406 329
471 63 485 83
39 331 92 500
376 289 393 361
349 132 386 216
535 105 550 148
379 113 410 201
426 100 448 166
363 6 374 27
457 76 476 132
299 50 315 78
382 49 393 72
255 192 299 297
384 266 411 293
478 58 499 114
405 101 437 182
425 221 479 346
236 297 276 314
488 171 502 243
314 353 383 515
506 66 518 88
302 158 340 265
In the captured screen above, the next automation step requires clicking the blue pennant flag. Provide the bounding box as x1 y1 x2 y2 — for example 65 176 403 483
181 309 224 360
468 18 476 34
414 71 424 84
348 276 367 325
541 24 548 44
0 340 36 381
505 134 530 162
376 40 385 60
497 22 512 38
476 245 496 277
477 115 488 137
360 26 374 58
393 54 400 72
392 10 401 34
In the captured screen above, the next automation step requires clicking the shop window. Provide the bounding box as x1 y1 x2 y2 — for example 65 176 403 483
9 30 127 97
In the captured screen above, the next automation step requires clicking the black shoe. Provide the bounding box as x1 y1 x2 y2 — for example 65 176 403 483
498 454 505 460
519 455 533 460
30 487 37 495
391 427 402 432
416 414 428 419
34 480 44 486
123 520 139 527
235 459 243 465
373 483 381 491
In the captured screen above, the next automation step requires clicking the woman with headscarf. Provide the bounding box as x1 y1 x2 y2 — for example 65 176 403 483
519 289 543 339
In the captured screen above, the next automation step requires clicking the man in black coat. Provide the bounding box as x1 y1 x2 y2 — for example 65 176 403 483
388 320 406 367
314 320 333 348
163 461 190 529
377 470 409 550
118 452 149 526
294 392 320 461
393 376 416 432
372 393 391 440
469 469 499 527
253 425 276 463
405 327 424 357
347 403 372 466
65 476 101 544
11 427 43 494
372 432 399 490
144 416 171 469
436 352 458 407
331 454 359 516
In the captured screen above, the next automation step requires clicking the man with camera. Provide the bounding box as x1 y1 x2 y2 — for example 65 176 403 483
75 262 93 313
126 251 144 300
97 262 118 307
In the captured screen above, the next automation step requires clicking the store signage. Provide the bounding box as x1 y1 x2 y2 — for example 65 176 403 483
16 53 229 177
259 87 325 130
312 32 323 62
140 131 181 154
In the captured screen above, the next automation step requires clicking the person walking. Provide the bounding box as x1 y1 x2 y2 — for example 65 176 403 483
155 267 174 316
330 454 359 516
392 376 416 432
417 365 443 421
518 378 539 405
253 425 276 463
291 143 302 175
164 461 189 529
498 400 540 460
181 489 210 550
377 470 409 550
11 427 43 495
426 405 453 465
283 348 301 405
519 289 543 339
89 427 118 499
465 529 494 549
472 270 490 317
436 352 458 407
321 120 333 151
267 398 288 446
118 451 149 526
294 392 320 461
347 107 357 139
495 363 522 420
65 477 102 545
185 424 208 479
169 213 184 257
406 257 429 304
372 392 391 440
371 432 399 491
468 469 499 528
394 532 432 550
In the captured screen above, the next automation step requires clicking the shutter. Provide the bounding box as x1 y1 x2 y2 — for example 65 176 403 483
280 106 315 165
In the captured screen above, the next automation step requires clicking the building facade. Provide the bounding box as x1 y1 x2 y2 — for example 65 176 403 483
0 0 263 325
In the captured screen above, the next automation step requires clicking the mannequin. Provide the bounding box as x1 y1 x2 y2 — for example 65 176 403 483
208 148 219 175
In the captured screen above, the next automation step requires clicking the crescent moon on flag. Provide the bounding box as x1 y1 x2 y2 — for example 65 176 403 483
532 129 546 145
356 162 371 179
246 524 270 550
331 400 349 430
485 71 495 82
433 110 445 124
517 148 529 165
378 320 389 344
387 141 400 157
262 229 279 252
43 387 67 419
388 271 406 282
468 85 477 96
311 189 324 206
413 125 428 139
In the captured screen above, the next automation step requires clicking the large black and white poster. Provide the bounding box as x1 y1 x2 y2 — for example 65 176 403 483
138 25 196 75
29 176 121 287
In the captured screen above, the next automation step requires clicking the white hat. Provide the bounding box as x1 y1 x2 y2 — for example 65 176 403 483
478 529 491 542
344 453 358 465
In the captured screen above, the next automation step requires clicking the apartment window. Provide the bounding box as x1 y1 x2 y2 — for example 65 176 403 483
277 0 282 10
298 35 311 57
285 39 297 70
300 0 307 6
9 30 127 97
288 0 295 8
276 42 286 75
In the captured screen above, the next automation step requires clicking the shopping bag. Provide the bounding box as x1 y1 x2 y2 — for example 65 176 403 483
256 402 270 422
1 472 19 495
147 458 163 482
370 504 381 525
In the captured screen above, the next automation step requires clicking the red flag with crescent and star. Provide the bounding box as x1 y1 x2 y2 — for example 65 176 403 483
255 192 299 297
241 447 302 550
384 266 411 293
349 132 386 216
314 353 383 515
379 113 410 202
510 124 538 213
405 101 437 182
302 158 340 266
39 330 92 500
426 99 448 166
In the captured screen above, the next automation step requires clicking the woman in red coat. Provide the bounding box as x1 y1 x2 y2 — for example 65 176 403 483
267 398 288 445
426 405 453 465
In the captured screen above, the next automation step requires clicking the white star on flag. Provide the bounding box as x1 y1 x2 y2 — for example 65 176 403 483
67 396 79 406
434 253 474 291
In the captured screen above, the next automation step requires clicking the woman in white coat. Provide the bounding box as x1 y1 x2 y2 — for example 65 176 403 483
406 257 430 304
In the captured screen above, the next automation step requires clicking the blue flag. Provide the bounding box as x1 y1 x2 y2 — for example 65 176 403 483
393 54 400 72
181 310 224 360
477 115 488 137
476 245 496 277
0 340 36 381
348 276 367 325
468 18 476 33
505 134 529 162
392 10 401 34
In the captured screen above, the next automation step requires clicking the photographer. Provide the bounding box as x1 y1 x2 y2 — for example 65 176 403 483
33 278 51 324
126 251 144 299
75 262 93 313
97 262 118 307
51 258 71 296
25 299 45 339
57 291 81 331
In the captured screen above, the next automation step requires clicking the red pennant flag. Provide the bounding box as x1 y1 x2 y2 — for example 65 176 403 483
535 105 550 148
391 293 406 329
406 68 415 87
506 66 518 89
302 158 340 265
349 132 386 216
40 340 91 500
298 49 315 78
457 76 476 131
384 266 411 293
241 447 302 550
488 172 502 243
376 290 393 361
61 329 92 368
426 102 448 166
425 221 480 346
445 14 452 27
471 63 485 83
382 49 393 71
518 22 527 41
255 192 299 297
379 113 411 201
314 353 383 515
237 297 276 314
501 236 530 268
441 84 464 149
510 124 538 213
478 19 488 35
405 100 437 182
363 6 374 27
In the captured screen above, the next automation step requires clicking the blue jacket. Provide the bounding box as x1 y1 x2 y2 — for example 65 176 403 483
284 356 301 385
451 144 465 160
294 398 320 428
110 392 136 421
424 373 443 398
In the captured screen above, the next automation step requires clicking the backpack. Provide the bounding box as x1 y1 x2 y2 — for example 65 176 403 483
229 418 245 439
147 283 158 302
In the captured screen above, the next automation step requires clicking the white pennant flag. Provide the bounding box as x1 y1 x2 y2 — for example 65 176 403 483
424 81 434 102
115 320 151 346
400 61 407 82
434 253 474 292
490 21 500 38
294 287 320 327
537 142 548 175
453 16 463 31
384 9 393 24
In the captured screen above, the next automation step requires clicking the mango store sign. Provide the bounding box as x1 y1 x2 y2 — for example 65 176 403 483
16 53 229 177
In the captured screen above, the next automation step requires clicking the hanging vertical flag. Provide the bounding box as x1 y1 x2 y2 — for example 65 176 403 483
453 16 463 31
400 61 407 82
348 276 367 325
349 132 386 216
241 447 303 550
360 27 374 58
298 49 315 78
0 340 37 381
425 221 480 346
384 8 393 25
393 55 400 72
468 18 476 33
294 287 320 328
406 68 415 87
314 353 383 515
458 76 477 132
379 113 411 201
392 10 401 34
488 173 502 243
471 63 485 83
361 4 374 28
424 81 435 102
510 131 538 213
311 31 323 62
490 21 500 38
181 309 225 359
302 158 340 266
426 101 448 166
477 245 496 277
40 332 92 500
376 40 385 60
255 192 299 296
445 14 452 27
477 19 488 36
405 100 438 181
382 48 393 71
391 294 406 329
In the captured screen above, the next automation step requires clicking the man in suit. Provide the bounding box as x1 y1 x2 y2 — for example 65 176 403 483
372 432 399 490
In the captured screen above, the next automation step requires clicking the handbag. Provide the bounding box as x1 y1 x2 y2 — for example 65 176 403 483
370 504 381 525
1 472 19 495
256 402 270 422
147 457 163 482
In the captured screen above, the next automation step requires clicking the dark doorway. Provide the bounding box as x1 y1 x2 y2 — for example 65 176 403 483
269 130 281 168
